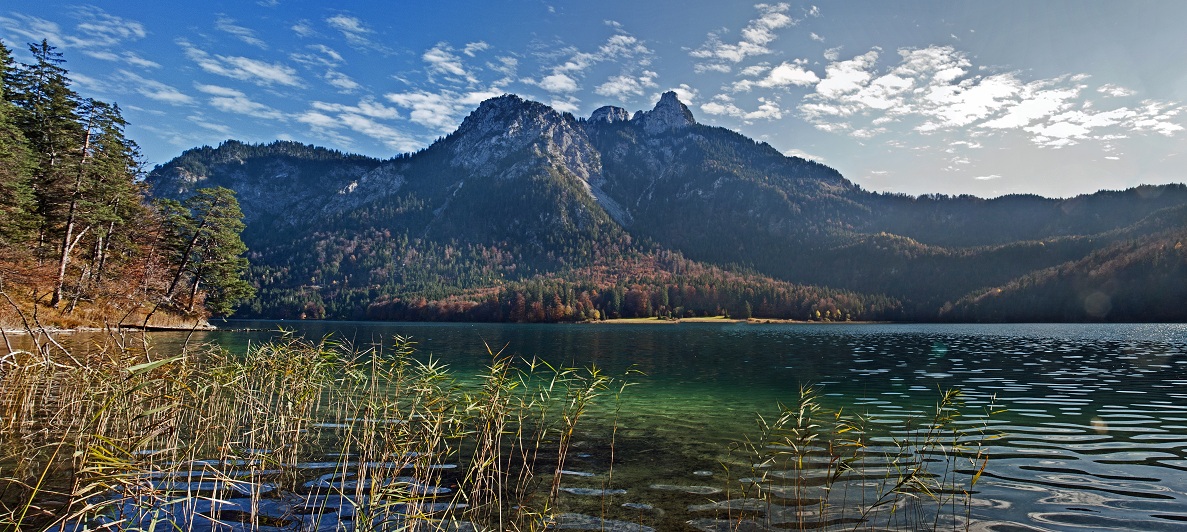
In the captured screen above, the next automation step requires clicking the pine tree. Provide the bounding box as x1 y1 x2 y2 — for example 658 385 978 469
163 187 255 315
9 40 83 273
0 41 36 251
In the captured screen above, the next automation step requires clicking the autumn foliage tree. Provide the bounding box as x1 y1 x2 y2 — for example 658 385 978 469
0 39 253 326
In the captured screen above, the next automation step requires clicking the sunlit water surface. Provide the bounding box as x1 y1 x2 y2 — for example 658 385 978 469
52 322 1187 530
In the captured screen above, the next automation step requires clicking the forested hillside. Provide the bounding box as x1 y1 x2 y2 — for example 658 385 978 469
0 41 252 330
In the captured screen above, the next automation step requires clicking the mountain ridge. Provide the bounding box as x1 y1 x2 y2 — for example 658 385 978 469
145 92 1187 322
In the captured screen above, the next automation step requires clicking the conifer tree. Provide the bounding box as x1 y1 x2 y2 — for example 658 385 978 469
0 41 35 252
163 187 255 315
9 40 83 273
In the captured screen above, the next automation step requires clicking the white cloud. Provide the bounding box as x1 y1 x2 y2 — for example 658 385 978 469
82 50 162 69
216 16 267 48
291 44 345 67
326 14 371 36
974 174 1001 180
0 14 65 47
548 96 581 113
693 63 732 74
701 95 783 122
823 46 843 61
489 56 518 85
325 14 387 51
117 70 193 105
187 114 232 135
809 32 824 42
734 61 819 91
297 99 424 153
180 40 303 87
979 83 1078 129
1098 84 1136 98
196 84 285 120
324 71 360 92
814 50 879 99
595 71 658 100
462 41 490 57
539 73 579 93
311 97 401 120
669 84 700 105
0 7 147 59
71 7 147 48
423 43 478 84
691 3 795 71
598 34 650 60
385 88 504 131
194 84 242 98
528 31 653 99
793 44 1184 150
291 20 316 38
783 148 825 162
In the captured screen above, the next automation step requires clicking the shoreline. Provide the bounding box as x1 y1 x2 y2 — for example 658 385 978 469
1 322 215 336
588 316 885 325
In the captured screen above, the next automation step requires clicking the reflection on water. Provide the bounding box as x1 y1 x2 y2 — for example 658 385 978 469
25 321 1187 530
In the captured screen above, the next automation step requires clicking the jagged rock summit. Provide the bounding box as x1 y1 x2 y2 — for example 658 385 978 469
588 105 631 123
634 91 696 134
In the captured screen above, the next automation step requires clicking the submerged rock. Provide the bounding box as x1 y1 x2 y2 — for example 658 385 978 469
687 498 772 513
303 473 451 495
648 483 722 495
686 518 781 532
687 498 823 526
547 512 654 531
559 487 627 496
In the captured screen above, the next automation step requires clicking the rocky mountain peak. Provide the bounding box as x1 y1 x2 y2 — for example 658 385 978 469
637 91 696 134
589 106 631 123
447 95 602 184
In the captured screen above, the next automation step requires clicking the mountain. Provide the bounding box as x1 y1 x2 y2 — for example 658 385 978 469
145 92 1187 322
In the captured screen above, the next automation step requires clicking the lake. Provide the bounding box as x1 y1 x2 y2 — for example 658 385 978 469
71 321 1187 529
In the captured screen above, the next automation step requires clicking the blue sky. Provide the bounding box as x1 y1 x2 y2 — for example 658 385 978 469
3 1 1185 198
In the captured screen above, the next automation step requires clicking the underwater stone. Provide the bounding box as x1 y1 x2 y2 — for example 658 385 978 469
559 487 627 496
686 518 780 532
547 512 654 531
621 502 663 516
687 498 772 513
648 484 722 495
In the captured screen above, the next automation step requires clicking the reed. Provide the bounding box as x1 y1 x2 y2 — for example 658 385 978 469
715 385 999 531
0 331 623 532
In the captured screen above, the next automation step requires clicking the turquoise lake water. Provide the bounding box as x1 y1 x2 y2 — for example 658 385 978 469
132 321 1187 530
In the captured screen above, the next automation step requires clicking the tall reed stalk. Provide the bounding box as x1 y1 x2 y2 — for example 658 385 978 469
0 331 624 532
719 385 999 531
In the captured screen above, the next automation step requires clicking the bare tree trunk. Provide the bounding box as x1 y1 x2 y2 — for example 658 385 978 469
165 217 208 299
94 218 117 285
187 274 201 313
49 125 93 307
